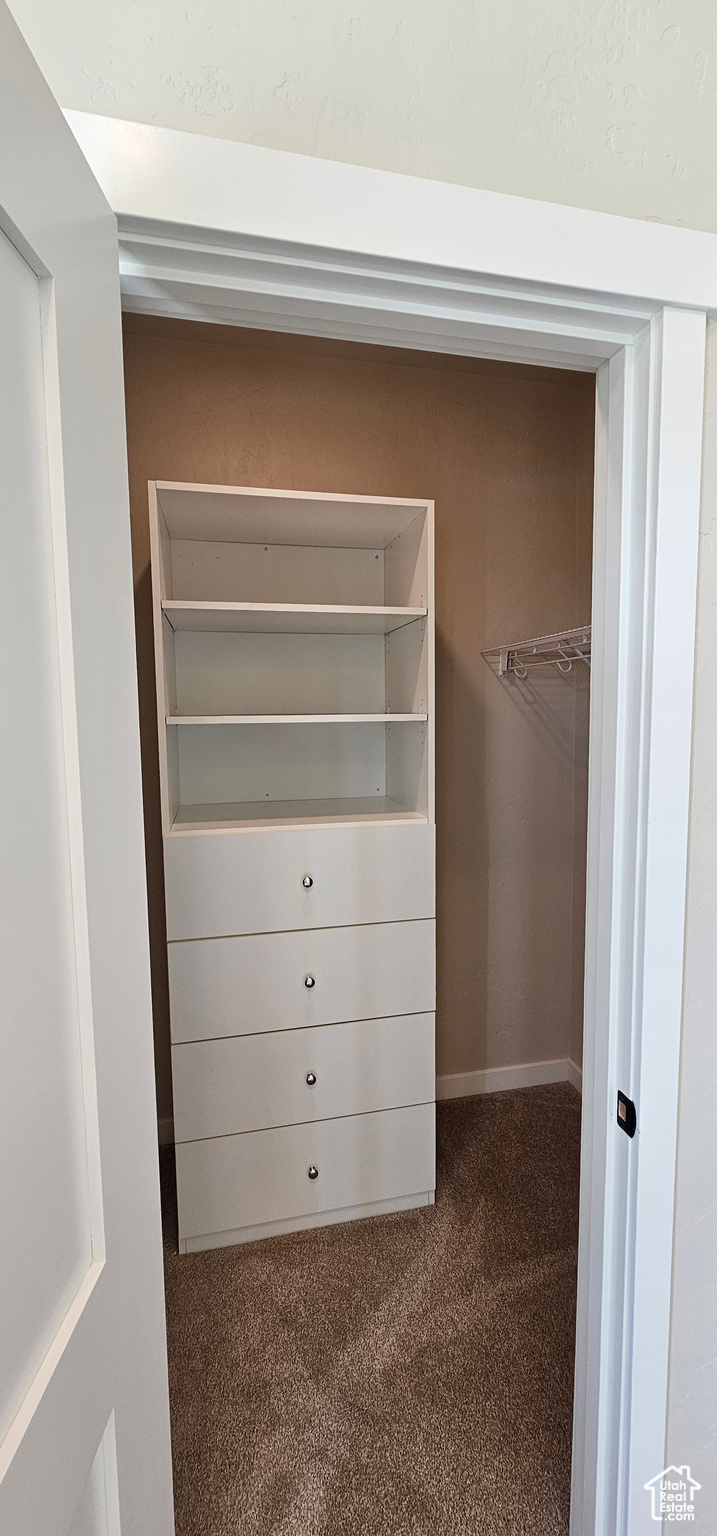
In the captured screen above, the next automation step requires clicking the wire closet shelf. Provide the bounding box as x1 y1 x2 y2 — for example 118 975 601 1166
481 625 591 679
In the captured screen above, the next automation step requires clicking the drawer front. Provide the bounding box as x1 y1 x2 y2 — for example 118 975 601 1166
168 918 435 1043
164 821 435 940
175 1102 435 1242
172 1011 435 1142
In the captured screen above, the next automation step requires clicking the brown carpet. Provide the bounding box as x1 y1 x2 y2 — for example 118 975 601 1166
160 1083 581 1536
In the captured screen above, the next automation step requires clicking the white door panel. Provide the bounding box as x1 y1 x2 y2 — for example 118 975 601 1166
0 224 94 1449
0 6 174 1532
67 1427 119 1536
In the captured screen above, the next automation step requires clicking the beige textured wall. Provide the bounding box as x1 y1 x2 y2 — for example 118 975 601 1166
121 316 593 1121
9 0 717 232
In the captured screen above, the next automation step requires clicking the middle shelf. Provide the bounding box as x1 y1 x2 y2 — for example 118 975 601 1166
162 600 427 635
162 617 427 718
167 712 428 725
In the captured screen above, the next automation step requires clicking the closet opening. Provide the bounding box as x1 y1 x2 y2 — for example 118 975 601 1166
124 313 594 1536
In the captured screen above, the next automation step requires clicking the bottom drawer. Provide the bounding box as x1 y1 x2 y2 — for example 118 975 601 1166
175 1101 435 1246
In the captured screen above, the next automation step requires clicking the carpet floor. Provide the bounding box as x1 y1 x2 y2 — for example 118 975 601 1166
160 1083 581 1536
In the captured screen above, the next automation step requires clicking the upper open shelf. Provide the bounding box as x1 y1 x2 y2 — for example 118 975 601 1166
153 482 430 609
155 482 429 549
162 601 426 635
151 481 435 833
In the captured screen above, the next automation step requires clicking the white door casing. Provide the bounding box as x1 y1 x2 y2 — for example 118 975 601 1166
0 17 173 1536
65 113 711 1536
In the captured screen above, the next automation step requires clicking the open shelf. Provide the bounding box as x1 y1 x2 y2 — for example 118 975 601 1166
154 482 428 550
167 712 428 725
170 795 428 833
150 482 435 833
162 601 427 635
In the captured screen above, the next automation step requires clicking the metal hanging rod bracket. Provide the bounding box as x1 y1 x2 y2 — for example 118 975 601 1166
481 625 591 679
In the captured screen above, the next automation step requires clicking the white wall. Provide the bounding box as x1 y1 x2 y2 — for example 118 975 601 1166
665 318 717 1526
8 0 716 1507
8 0 717 232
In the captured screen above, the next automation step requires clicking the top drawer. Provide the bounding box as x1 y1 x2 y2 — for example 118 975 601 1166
164 821 435 940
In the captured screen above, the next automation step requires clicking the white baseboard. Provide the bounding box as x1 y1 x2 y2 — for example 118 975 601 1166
181 1190 435 1253
157 1116 175 1147
566 1059 583 1094
436 1057 583 1100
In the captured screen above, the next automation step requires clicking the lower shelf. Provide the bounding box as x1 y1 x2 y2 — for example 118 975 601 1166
167 713 428 724
171 794 427 832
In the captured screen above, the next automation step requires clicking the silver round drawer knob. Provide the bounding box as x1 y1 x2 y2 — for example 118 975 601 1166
302 875 313 888
308 1165 319 1180
306 1072 317 1086
304 974 316 988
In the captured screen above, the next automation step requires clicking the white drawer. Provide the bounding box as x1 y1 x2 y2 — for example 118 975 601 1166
172 1011 435 1141
175 1102 435 1244
168 918 435 1043
164 821 435 940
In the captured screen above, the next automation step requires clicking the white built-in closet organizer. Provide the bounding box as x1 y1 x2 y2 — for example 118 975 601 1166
150 482 436 1252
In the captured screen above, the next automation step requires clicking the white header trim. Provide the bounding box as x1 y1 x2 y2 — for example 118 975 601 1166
66 111 717 311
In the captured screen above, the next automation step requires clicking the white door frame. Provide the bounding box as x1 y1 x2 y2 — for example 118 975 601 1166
67 111 712 1536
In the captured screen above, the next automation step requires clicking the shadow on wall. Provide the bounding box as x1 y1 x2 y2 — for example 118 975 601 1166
435 630 589 1079
491 662 588 774
135 561 172 1114
434 628 489 1082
